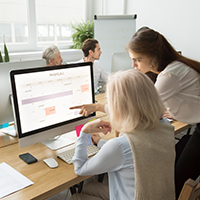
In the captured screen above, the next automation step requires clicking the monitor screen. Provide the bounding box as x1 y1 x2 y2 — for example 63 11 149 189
0 59 46 127
111 52 132 73
10 62 95 149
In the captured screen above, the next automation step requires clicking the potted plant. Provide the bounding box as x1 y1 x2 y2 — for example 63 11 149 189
0 50 3 62
4 41 9 62
0 36 10 62
70 20 94 49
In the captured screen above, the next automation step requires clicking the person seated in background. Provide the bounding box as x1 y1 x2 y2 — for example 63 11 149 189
79 38 108 93
70 69 175 200
42 45 63 66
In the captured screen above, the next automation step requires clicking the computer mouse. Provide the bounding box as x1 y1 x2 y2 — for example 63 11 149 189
43 158 58 168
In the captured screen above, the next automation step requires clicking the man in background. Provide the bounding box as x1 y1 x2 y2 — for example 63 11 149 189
80 38 108 93
42 45 63 66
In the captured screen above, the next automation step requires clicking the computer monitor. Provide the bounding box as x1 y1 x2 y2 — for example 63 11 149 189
111 52 132 73
0 59 46 127
10 62 96 150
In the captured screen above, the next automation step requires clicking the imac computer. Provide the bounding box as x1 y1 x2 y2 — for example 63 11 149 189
111 52 132 73
10 62 96 150
0 59 46 129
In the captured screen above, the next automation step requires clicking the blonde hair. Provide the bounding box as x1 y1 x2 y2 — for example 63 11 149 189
106 69 165 132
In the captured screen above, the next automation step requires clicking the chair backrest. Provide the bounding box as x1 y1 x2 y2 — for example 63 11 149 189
178 178 200 200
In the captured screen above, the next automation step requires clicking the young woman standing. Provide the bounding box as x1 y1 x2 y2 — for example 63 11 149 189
126 27 200 198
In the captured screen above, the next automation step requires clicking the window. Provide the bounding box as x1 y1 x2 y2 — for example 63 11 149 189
35 0 84 47
0 0 85 52
0 0 28 44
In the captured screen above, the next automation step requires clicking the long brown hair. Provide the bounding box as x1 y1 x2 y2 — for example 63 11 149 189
127 27 200 74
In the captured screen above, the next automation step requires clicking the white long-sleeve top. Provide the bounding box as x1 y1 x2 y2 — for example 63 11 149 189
72 118 171 200
79 59 109 91
155 61 200 124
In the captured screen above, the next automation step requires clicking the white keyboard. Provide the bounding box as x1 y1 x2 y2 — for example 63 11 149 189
57 145 99 164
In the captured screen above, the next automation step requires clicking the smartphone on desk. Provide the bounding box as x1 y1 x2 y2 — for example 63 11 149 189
19 153 38 164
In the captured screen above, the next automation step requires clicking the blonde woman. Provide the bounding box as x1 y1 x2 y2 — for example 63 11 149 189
70 69 175 200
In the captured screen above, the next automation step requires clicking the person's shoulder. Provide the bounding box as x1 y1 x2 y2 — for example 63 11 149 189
93 60 105 71
109 135 131 157
157 61 192 81
93 60 101 66
162 61 189 74
107 134 130 150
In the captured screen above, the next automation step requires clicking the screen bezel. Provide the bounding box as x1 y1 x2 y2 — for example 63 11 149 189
10 62 95 139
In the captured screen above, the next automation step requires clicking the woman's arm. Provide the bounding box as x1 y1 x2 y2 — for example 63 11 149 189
91 133 107 148
155 73 181 102
70 103 106 117
72 119 123 175
72 132 124 176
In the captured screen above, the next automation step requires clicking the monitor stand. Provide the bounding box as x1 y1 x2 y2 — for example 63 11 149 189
41 131 75 150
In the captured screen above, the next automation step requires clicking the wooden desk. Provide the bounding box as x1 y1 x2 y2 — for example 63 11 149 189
172 120 192 135
0 130 18 148
0 141 91 200
95 93 107 105
95 93 107 118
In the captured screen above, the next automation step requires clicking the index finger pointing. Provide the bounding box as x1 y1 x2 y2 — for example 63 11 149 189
69 105 82 109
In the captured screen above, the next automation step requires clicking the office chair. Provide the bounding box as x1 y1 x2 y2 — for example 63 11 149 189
178 178 200 200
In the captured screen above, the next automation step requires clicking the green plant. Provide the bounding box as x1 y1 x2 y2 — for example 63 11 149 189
0 50 3 62
70 20 94 49
0 36 10 63
4 42 9 62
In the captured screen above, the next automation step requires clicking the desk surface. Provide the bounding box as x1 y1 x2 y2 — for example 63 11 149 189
172 120 192 135
0 93 192 200
0 140 91 200
0 130 18 148
95 93 107 118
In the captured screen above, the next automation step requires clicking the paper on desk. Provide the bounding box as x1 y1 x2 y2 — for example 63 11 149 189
0 162 34 198
1 125 17 137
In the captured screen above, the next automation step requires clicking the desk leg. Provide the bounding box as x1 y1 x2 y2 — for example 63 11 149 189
70 186 76 195
70 181 84 195
98 173 105 183
186 127 191 135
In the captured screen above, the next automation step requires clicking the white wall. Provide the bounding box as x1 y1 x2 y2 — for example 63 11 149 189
126 0 200 61
94 0 200 61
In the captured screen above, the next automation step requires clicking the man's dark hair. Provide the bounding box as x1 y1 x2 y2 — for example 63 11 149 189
82 38 99 57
